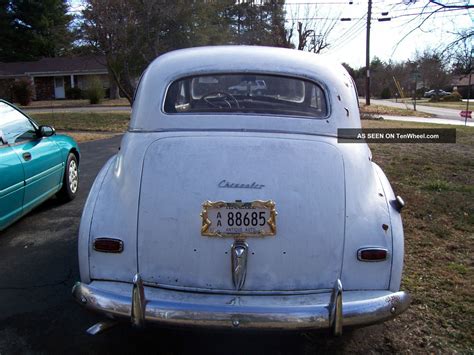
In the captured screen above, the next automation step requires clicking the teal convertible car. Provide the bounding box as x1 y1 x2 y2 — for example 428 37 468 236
0 99 79 231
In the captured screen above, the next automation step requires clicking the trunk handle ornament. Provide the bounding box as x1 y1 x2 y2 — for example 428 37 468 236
231 241 249 291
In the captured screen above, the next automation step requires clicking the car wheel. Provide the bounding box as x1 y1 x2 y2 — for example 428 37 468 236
57 152 79 202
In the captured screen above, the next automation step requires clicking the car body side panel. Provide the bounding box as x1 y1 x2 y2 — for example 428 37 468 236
53 134 80 163
12 137 64 214
373 163 404 291
0 145 25 231
78 155 116 284
88 134 155 282
338 143 393 291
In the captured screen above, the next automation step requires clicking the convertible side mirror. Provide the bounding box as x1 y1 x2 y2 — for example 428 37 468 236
40 125 55 137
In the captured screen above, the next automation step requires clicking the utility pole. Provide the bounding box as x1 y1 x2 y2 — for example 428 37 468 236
465 48 473 126
365 0 372 106
411 67 420 112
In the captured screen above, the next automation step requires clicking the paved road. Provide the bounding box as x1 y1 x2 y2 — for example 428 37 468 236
0 135 397 354
381 114 474 127
0 136 121 353
370 99 470 123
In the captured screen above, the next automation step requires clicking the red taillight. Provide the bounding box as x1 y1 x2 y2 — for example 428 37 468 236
93 238 124 253
357 248 388 261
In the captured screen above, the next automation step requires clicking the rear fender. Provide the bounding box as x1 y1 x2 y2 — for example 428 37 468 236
78 155 116 283
373 163 404 292
85 133 156 283
340 149 393 290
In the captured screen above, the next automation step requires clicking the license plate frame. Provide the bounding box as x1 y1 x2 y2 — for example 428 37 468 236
200 200 277 238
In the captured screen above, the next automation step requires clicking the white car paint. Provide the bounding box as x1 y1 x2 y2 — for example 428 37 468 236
75 46 409 333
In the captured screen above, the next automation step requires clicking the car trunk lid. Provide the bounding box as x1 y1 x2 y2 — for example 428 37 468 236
137 134 345 291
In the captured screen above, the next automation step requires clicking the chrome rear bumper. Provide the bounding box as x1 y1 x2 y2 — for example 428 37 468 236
72 275 410 334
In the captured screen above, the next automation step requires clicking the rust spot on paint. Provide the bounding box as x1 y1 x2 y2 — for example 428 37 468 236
386 295 401 309
382 224 389 231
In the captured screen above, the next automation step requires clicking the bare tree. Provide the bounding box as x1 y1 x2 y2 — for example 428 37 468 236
449 33 473 74
391 0 473 55
286 4 339 54
81 0 170 103
414 49 450 89
81 1 233 104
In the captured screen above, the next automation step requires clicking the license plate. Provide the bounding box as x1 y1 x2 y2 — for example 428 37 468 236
200 200 277 238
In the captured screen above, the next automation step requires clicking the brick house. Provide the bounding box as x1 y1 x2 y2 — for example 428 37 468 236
451 73 473 99
0 56 119 100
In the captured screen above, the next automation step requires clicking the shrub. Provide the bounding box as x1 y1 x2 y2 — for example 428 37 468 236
12 79 33 106
415 88 425 99
86 78 105 104
380 87 391 99
360 113 383 120
66 87 83 100
0 79 14 101
442 91 462 102
424 179 451 192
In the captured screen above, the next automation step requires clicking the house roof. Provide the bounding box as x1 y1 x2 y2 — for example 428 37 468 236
451 73 473 87
0 56 108 78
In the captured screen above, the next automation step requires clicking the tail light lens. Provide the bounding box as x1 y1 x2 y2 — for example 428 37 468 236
93 238 124 253
357 248 388 262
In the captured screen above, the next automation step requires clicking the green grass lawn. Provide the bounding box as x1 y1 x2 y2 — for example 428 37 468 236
362 120 473 352
417 101 472 111
360 103 432 117
29 111 130 132
18 98 130 109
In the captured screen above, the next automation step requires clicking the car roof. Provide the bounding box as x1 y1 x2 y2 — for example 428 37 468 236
131 46 361 134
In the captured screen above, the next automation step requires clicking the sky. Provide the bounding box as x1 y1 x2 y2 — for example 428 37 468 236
285 0 473 67
69 0 473 68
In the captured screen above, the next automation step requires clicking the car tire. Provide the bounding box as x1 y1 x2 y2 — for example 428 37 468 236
57 152 79 202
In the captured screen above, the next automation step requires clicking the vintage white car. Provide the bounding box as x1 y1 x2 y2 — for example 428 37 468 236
73 46 410 335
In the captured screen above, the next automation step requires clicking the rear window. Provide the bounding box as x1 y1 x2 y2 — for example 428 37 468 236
164 74 327 118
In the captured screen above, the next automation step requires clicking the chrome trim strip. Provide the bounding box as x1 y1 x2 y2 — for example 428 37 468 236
128 128 339 139
72 281 411 330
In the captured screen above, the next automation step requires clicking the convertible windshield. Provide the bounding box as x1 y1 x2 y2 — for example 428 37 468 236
164 74 327 118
